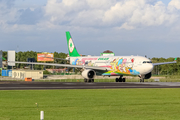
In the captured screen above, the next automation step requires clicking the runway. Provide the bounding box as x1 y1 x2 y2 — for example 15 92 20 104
0 81 180 90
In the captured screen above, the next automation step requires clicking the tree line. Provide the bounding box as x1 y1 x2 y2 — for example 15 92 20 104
3 51 68 70
2 51 179 75
151 57 178 75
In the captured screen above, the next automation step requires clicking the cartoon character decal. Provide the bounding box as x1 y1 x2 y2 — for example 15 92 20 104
72 57 140 76
72 58 79 65
119 58 127 72
72 58 96 66
110 59 119 72
103 58 140 76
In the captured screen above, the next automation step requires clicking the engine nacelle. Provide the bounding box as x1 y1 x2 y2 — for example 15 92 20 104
144 72 152 79
81 69 96 79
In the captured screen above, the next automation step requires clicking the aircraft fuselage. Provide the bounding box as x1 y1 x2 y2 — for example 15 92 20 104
70 56 154 76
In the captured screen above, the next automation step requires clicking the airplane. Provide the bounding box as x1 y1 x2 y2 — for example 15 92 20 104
9 31 177 82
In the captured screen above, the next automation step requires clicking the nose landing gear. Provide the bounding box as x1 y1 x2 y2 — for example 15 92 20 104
139 75 144 82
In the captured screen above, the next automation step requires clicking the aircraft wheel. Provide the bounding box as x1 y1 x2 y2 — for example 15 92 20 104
122 78 126 82
87 79 94 82
140 79 144 82
116 78 119 82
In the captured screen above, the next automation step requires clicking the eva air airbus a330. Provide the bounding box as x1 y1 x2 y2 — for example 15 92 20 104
11 31 177 82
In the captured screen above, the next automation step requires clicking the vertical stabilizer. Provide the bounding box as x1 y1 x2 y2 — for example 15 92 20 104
66 31 81 57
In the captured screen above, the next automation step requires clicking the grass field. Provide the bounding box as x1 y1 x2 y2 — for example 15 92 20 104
0 89 180 120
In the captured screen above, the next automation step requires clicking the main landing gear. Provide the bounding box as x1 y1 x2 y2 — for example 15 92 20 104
115 75 126 82
84 79 94 83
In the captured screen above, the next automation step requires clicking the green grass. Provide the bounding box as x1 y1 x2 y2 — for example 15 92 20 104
0 89 180 120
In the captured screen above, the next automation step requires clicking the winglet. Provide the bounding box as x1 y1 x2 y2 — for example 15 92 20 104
174 58 177 61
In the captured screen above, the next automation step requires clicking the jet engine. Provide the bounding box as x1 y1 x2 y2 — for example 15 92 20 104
144 72 152 79
81 69 96 79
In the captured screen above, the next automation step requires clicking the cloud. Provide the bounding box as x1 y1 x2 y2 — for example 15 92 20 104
0 0 15 8
103 0 179 29
41 0 180 30
0 0 180 31
0 0 44 32
0 0 180 37
118 23 135 30
44 0 92 27
17 8 44 25
0 0 19 28
86 0 116 9
168 0 180 10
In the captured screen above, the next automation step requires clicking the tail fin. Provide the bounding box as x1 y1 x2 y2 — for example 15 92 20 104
66 31 81 57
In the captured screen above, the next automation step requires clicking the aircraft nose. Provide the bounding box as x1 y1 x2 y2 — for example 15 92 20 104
147 64 154 72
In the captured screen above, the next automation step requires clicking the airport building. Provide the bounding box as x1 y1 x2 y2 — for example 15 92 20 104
12 70 43 79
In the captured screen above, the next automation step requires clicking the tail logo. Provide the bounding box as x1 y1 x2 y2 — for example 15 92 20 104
69 38 74 53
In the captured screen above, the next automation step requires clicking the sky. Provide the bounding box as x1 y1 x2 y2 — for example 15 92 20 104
0 0 180 58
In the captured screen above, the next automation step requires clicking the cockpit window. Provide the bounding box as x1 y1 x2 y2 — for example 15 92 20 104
143 61 152 63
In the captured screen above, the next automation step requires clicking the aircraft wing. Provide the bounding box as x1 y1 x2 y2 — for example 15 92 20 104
153 61 176 66
9 61 111 71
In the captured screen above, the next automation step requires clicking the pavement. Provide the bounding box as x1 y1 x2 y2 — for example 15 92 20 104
0 81 180 90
